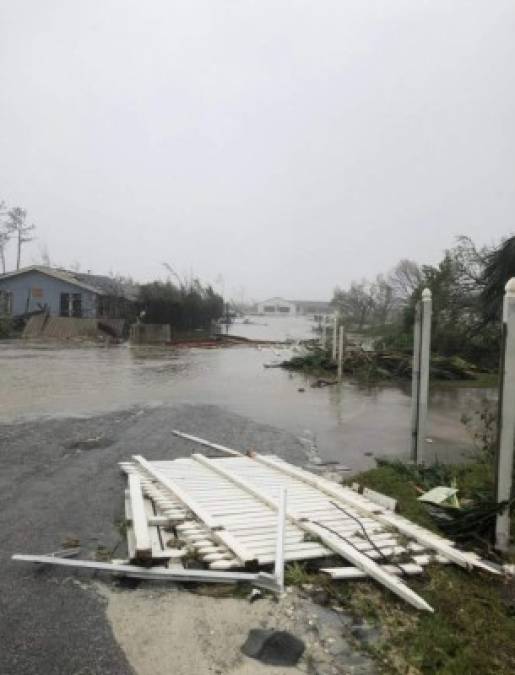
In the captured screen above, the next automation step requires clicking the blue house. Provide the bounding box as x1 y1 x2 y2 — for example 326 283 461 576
0 266 134 319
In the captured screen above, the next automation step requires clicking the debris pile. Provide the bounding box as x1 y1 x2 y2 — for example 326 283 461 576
13 431 501 613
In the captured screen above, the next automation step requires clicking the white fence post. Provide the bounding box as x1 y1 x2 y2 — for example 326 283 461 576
410 302 422 461
410 289 432 464
332 314 338 361
495 279 515 551
417 288 432 463
337 325 344 382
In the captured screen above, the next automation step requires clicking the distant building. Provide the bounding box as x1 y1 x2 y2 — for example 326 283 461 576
256 297 331 316
0 266 136 319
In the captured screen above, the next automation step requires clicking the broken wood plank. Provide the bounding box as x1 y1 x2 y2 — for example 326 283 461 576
11 554 281 591
363 487 397 512
252 454 486 572
128 474 152 560
191 453 433 612
172 430 243 457
321 563 424 579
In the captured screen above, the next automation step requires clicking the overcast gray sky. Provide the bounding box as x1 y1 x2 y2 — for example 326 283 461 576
1 1 514 302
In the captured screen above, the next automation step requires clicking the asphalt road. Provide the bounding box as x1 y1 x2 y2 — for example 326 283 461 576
0 404 306 675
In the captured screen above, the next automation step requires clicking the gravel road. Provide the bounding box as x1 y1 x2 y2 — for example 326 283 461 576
0 404 307 675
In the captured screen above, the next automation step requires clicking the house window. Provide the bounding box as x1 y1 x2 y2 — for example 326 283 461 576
60 293 82 317
60 293 70 317
278 306 290 313
264 305 275 312
31 287 44 299
0 291 13 315
72 294 82 317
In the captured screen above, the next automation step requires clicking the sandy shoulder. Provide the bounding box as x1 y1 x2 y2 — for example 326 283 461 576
98 584 306 675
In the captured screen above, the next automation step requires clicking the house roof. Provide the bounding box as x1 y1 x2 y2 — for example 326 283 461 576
0 266 135 298
258 297 330 307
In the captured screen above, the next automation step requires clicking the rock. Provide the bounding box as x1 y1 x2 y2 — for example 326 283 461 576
351 624 382 646
241 629 305 666
343 653 378 673
248 588 263 603
325 635 351 656
311 589 330 606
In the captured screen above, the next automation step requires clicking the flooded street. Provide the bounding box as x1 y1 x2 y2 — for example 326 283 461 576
0 316 496 470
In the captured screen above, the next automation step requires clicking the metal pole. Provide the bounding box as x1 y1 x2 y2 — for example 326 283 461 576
274 488 287 591
332 314 338 361
337 325 344 382
321 319 327 348
410 301 422 461
495 279 515 551
416 288 432 464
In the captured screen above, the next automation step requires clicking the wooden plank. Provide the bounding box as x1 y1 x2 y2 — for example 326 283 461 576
135 456 259 564
128 474 152 560
124 493 137 561
322 563 424 579
172 430 243 457
301 521 432 610
11 555 280 591
147 516 171 526
363 487 397 512
253 454 482 572
253 455 383 511
132 455 218 529
211 529 257 565
191 453 432 612
257 547 330 565
274 488 286 591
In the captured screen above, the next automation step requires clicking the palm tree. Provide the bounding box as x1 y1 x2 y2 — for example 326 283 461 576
480 235 515 323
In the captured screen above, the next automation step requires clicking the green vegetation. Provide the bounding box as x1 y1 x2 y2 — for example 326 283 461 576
138 279 224 330
282 404 515 673
332 235 515 372
281 349 336 375
281 346 485 384
337 457 515 674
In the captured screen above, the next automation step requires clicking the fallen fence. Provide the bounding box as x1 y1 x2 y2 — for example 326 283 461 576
13 431 501 613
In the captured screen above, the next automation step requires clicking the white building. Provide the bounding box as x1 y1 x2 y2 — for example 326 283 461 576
256 297 331 316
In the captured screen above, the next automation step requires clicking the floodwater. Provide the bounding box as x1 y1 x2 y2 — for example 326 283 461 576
0 316 497 470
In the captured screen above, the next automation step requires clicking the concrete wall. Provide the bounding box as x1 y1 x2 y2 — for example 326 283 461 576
129 323 171 344
0 270 97 317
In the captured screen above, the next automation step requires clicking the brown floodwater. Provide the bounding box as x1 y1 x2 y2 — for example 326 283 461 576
0 318 497 471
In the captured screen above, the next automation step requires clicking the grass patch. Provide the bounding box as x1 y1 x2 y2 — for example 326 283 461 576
340 461 515 674
284 561 319 586
349 462 437 530
432 372 498 389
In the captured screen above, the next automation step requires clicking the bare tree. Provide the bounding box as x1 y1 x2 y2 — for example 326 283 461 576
333 281 375 330
388 259 423 302
162 261 185 288
0 200 9 274
7 207 35 270
370 274 396 324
